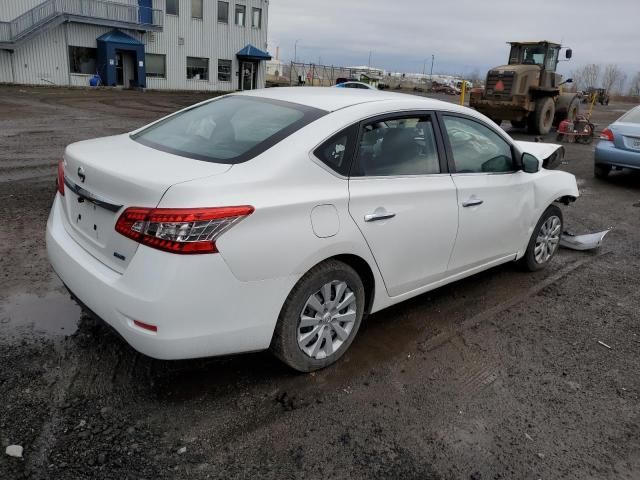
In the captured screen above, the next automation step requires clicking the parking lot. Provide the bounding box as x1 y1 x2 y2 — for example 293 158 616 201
1 85 639 479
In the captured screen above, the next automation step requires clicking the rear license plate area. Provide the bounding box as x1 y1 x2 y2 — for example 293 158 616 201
67 193 113 246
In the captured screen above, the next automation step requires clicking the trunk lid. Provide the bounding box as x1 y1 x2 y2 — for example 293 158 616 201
611 122 640 153
61 134 231 273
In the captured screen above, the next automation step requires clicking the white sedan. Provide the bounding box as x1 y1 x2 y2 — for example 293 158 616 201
46 88 578 372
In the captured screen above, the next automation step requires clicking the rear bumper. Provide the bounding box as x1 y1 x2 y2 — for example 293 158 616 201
595 141 640 169
46 195 297 360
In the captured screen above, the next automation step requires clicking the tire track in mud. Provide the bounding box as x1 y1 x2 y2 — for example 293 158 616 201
24 341 81 477
417 252 611 355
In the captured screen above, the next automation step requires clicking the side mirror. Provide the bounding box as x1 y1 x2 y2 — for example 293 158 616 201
522 153 540 173
565 48 572 59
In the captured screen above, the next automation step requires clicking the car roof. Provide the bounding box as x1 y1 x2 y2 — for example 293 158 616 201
235 86 467 114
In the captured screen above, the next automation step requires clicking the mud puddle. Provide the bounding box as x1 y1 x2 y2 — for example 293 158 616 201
0 289 81 337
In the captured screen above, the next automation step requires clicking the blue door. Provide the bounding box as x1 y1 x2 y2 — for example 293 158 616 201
138 0 152 24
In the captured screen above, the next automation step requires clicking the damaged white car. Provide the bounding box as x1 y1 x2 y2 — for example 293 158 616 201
47 88 579 372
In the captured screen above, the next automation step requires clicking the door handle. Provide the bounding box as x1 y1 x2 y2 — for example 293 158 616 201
462 198 484 207
364 211 396 222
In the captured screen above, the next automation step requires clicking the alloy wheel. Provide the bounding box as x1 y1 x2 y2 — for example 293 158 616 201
297 281 357 360
534 215 561 264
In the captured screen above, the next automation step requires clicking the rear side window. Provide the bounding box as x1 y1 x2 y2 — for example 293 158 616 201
619 107 640 124
132 96 326 164
313 125 358 176
351 115 441 176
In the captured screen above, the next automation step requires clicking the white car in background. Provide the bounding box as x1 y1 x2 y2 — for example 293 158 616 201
47 88 578 372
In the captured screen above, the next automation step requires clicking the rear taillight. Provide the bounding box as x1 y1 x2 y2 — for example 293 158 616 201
600 128 614 141
57 160 65 196
115 206 254 254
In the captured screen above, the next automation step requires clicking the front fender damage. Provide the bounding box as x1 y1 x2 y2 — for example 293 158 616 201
515 140 565 169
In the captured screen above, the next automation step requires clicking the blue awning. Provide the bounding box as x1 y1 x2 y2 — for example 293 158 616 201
237 44 272 61
97 29 143 46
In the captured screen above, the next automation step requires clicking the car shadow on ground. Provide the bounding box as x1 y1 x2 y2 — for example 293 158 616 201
597 169 640 189
71 259 557 403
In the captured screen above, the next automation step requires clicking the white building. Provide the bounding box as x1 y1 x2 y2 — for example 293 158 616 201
0 0 270 91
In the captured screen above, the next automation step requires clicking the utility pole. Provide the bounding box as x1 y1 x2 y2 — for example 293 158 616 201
368 50 372 70
429 54 435 89
294 39 300 62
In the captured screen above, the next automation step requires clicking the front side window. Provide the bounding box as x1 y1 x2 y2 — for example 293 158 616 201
443 116 514 173
166 0 179 16
145 53 166 78
314 125 358 176
352 116 441 177
132 96 326 164
191 0 203 19
187 57 209 80
235 5 246 25
252 7 262 28
217 1 229 22
218 59 232 82
68 46 97 74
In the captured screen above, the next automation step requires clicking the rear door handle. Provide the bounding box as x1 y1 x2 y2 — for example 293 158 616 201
364 210 396 222
462 198 484 207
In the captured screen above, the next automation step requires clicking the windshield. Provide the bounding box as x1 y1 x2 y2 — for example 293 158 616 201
132 96 326 164
509 44 548 66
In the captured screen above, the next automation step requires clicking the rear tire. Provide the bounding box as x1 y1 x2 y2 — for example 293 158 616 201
270 260 365 372
594 164 611 179
519 205 563 272
530 98 556 135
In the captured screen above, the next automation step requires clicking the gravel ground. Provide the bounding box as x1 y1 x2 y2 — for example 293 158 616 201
0 85 639 480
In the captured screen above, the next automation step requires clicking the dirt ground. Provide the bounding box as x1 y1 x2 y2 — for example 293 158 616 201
0 85 639 480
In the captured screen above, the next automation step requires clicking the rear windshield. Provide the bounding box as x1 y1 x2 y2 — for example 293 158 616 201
132 96 326 164
618 107 640 124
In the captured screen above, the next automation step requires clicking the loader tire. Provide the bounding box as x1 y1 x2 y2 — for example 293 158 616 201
529 98 555 135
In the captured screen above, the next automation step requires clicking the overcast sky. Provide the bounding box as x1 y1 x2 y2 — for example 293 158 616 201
268 0 640 81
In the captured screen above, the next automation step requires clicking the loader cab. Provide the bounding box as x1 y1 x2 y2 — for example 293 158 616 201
508 42 561 73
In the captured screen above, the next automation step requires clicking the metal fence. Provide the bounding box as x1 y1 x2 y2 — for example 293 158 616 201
2 0 163 42
281 62 363 87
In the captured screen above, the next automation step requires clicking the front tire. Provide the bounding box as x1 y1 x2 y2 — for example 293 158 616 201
270 260 365 372
519 205 563 272
529 97 556 135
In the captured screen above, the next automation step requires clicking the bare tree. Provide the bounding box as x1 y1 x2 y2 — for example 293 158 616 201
602 64 625 94
582 64 601 90
572 64 602 91
629 72 640 96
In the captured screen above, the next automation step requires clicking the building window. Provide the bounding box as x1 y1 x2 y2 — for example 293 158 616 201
68 46 97 74
187 57 209 80
235 4 245 26
218 59 232 82
252 8 261 28
145 54 166 78
191 0 203 19
166 0 178 16
217 1 229 22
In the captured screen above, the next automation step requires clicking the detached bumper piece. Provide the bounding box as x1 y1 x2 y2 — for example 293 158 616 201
560 230 610 251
